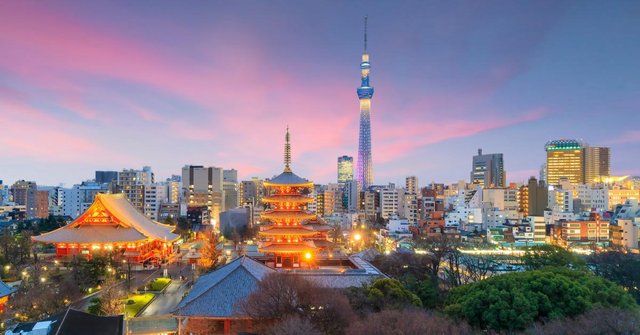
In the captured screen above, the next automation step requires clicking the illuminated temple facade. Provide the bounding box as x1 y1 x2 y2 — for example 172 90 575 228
33 194 178 264
258 128 331 268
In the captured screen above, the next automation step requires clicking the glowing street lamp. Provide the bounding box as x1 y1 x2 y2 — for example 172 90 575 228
353 233 362 241
304 252 312 260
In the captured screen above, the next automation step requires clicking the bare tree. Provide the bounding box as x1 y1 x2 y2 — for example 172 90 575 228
265 316 322 335
346 309 472 335
238 273 355 335
526 307 640 335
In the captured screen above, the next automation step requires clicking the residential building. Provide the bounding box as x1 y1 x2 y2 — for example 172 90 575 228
64 181 110 218
11 180 37 218
518 177 548 216
405 176 419 195
144 183 168 221
117 167 153 212
583 146 610 183
380 184 399 220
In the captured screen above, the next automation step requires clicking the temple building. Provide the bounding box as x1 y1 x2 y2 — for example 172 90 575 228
258 128 331 268
32 194 178 265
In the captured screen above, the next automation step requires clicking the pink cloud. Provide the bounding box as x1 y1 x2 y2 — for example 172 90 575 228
607 131 640 145
374 108 548 163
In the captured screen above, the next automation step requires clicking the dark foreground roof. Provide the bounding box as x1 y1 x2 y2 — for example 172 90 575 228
9 309 124 335
0 278 14 297
173 255 386 318
173 256 274 318
54 308 124 335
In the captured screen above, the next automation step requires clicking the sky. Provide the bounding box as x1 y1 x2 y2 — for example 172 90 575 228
1 1 639 187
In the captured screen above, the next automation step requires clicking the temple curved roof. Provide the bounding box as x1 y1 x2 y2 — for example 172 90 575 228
263 171 312 187
33 194 179 244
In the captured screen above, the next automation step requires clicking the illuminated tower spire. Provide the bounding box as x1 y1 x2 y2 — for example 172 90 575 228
356 16 374 190
284 126 292 173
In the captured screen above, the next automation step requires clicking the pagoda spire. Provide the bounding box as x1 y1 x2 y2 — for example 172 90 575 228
284 126 292 173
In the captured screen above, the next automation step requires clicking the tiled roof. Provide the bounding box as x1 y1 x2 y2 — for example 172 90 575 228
54 308 124 335
173 256 275 317
264 172 311 186
33 194 178 244
0 278 14 297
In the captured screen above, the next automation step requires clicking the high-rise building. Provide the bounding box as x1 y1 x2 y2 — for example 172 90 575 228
470 149 505 188
583 146 610 183
337 156 354 185
356 17 374 190
545 140 585 186
117 167 153 212
518 177 548 216
182 165 224 224
11 180 37 218
545 140 611 186
144 183 168 221
406 176 419 195
240 178 265 206
223 169 240 210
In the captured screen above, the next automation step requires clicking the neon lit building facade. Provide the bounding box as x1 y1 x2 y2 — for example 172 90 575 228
258 128 330 268
356 16 374 190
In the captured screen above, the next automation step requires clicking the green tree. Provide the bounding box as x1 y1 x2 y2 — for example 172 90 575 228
346 278 422 315
163 216 175 225
522 245 585 270
444 267 636 332
588 251 640 303
175 217 191 238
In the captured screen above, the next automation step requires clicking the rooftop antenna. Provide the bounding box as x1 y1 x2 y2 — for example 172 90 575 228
364 16 368 53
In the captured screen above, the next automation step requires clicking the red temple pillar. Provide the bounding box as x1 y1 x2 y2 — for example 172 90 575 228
223 319 231 334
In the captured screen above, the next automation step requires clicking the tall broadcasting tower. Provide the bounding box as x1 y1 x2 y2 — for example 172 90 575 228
356 16 374 190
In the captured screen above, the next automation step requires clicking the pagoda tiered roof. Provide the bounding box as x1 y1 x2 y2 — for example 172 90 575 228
33 194 179 244
262 195 314 203
264 171 313 187
259 226 317 236
261 210 316 220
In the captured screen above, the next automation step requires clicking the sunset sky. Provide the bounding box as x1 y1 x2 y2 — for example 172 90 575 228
1 1 639 186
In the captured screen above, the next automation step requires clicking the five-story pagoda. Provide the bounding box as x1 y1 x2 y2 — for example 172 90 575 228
258 128 329 268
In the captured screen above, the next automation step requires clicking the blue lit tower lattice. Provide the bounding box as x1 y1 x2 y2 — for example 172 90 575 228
356 16 374 190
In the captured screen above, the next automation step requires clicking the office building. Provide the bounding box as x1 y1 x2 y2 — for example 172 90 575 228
583 146 610 183
470 149 505 188
182 165 224 224
406 176 419 195
337 155 354 185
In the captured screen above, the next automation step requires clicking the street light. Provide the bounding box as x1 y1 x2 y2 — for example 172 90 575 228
353 233 362 241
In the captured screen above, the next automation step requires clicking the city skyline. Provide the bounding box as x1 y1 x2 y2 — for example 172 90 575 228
1 1 639 186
